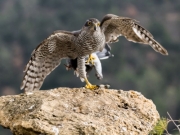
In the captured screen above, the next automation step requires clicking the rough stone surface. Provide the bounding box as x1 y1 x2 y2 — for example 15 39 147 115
0 88 159 135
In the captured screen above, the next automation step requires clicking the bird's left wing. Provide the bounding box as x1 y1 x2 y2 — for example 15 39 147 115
21 30 77 91
100 14 168 55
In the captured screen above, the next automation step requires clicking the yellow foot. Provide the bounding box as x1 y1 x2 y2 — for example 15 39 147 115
86 54 95 65
85 84 99 90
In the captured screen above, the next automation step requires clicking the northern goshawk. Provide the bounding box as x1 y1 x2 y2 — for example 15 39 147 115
21 14 168 91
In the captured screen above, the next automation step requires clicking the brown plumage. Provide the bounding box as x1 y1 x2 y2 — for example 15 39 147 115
21 31 78 91
21 14 168 91
100 14 168 55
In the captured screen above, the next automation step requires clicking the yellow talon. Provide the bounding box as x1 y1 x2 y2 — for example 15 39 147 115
85 84 99 90
84 77 99 90
86 54 95 65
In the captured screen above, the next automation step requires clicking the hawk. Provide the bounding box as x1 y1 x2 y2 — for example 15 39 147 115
21 14 168 91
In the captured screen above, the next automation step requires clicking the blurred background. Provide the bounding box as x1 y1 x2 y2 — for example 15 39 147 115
0 0 180 134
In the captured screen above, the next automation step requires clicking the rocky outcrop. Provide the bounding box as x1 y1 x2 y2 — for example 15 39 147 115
0 88 159 135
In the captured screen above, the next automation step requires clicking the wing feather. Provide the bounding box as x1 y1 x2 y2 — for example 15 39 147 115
21 31 77 91
100 14 168 55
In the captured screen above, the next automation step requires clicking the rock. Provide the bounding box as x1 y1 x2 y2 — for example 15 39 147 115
0 88 159 135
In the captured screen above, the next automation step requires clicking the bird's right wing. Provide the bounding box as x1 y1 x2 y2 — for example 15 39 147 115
21 30 77 92
100 14 168 55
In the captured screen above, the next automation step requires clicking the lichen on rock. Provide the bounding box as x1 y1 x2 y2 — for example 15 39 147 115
0 88 159 135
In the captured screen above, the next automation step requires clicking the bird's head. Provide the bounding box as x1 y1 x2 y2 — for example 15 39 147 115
83 18 101 32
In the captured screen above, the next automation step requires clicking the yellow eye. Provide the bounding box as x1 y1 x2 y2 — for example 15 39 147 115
88 21 92 25
97 23 100 26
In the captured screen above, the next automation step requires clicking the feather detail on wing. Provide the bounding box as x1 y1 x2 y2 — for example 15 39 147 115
21 31 77 91
100 14 168 55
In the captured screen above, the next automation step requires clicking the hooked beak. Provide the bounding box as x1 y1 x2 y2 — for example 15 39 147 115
93 23 98 31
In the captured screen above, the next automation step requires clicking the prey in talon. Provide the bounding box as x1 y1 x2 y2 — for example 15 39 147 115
66 44 113 81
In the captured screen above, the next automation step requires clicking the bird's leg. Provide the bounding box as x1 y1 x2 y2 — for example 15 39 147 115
86 54 95 65
78 56 98 90
84 77 99 90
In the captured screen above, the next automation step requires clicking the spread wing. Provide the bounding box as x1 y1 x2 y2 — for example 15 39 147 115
21 30 78 92
100 14 168 55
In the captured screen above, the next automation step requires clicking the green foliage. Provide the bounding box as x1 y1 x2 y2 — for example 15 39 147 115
150 118 168 135
150 113 180 135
